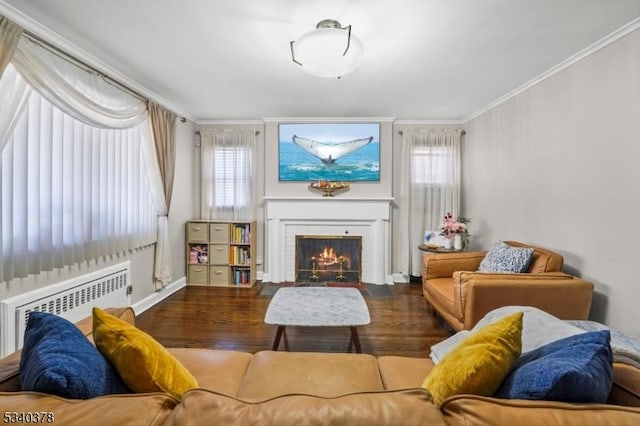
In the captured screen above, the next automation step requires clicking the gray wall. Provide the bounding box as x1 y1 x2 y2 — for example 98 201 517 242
462 29 640 337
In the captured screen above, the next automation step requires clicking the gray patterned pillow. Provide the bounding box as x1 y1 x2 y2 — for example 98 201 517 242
478 241 534 273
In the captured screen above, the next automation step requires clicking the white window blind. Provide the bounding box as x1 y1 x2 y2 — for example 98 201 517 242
0 90 157 282
200 128 256 221
214 146 249 208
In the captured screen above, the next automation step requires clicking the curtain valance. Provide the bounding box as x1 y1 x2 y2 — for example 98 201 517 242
11 36 147 129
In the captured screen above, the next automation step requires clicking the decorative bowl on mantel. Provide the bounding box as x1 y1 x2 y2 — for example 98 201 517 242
309 180 350 197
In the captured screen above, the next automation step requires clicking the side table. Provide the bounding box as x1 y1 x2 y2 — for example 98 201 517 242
418 244 463 254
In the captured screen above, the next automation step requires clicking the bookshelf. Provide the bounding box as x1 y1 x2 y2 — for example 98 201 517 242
186 220 256 287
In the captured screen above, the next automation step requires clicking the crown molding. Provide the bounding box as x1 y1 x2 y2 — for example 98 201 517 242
463 17 640 123
0 0 195 122
262 117 396 123
393 119 465 126
196 119 265 126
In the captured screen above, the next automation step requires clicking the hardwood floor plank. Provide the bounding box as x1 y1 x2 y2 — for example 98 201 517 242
136 282 453 358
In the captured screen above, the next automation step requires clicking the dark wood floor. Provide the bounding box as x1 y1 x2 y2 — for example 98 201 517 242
136 282 453 358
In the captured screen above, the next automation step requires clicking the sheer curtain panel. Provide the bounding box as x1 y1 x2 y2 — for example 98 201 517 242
200 128 256 221
0 15 22 78
11 36 147 129
0 64 31 151
398 129 462 277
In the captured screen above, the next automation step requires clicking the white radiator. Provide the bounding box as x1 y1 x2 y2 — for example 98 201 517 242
0 262 131 358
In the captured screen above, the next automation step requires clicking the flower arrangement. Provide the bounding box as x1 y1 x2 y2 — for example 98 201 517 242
439 212 471 244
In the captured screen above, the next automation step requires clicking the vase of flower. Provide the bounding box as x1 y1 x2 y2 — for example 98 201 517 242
443 238 452 250
453 234 463 250
439 212 471 251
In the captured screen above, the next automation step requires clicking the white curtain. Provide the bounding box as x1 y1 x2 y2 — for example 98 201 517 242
11 36 147 129
200 128 256 221
139 119 171 287
1 91 157 281
398 129 462 276
0 64 31 151
0 23 171 283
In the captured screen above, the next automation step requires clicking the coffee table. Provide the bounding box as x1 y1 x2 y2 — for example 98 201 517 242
264 287 371 353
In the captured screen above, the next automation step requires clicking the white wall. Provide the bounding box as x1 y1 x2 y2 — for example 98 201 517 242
462 29 640 337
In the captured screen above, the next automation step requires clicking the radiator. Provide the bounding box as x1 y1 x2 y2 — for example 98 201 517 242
0 261 131 358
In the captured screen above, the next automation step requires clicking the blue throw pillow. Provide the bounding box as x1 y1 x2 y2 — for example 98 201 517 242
495 330 613 403
19 311 130 399
478 241 534 273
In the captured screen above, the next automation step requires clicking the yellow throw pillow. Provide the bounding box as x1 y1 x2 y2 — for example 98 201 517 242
92 307 198 399
422 311 523 406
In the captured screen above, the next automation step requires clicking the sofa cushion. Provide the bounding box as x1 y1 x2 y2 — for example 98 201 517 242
237 351 384 400
168 348 253 396
19 311 129 399
377 356 434 390
422 311 523 406
478 241 534 273
423 277 459 319
0 391 177 426
164 388 446 426
92 307 198 399
441 394 640 426
496 330 613 403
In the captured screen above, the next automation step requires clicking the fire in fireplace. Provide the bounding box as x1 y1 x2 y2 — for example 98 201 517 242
295 235 362 283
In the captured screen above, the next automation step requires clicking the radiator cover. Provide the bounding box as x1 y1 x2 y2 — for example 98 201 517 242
0 261 131 358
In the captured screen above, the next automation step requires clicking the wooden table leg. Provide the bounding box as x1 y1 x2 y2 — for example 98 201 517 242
272 326 286 351
282 327 290 351
349 327 362 353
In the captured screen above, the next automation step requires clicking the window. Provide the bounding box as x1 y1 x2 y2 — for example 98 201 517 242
199 128 256 220
0 90 156 281
213 146 250 208
411 146 449 185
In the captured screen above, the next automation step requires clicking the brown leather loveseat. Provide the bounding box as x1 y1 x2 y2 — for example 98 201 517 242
2 307 640 425
422 241 594 331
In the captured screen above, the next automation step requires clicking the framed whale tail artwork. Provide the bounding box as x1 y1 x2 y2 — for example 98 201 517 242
278 122 380 182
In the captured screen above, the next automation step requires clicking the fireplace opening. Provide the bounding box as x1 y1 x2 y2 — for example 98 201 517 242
295 235 362 283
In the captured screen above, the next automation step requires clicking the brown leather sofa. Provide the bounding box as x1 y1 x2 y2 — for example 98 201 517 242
2 307 640 425
422 241 594 331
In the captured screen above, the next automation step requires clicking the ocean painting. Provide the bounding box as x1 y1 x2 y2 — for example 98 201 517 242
279 122 380 181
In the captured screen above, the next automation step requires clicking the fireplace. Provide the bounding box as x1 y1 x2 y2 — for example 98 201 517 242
295 235 362 283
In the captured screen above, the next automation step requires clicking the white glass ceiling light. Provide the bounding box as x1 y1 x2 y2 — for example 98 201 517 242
290 19 364 78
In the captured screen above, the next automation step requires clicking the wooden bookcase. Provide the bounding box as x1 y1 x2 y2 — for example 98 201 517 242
186 220 256 287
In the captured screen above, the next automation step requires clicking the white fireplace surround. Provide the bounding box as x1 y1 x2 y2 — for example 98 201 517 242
263 198 393 285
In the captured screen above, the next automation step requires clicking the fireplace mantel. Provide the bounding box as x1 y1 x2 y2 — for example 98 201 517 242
263 197 393 285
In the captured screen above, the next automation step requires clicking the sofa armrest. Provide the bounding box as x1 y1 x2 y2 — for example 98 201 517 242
441 395 640 425
453 272 593 329
422 251 487 280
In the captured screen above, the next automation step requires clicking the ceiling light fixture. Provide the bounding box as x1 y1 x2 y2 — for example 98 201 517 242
290 19 364 79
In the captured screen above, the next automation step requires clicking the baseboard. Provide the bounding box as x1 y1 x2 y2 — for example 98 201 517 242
392 273 409 283
132 277 186 315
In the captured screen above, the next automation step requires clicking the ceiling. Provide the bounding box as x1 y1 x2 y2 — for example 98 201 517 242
2 0 640 122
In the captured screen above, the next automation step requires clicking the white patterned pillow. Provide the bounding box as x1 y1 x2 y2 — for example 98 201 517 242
478 241 534 273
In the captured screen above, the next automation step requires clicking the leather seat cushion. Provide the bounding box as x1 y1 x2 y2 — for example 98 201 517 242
377 356 434 390
169 349 253 397
237 351 384 400
424 278 457 318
